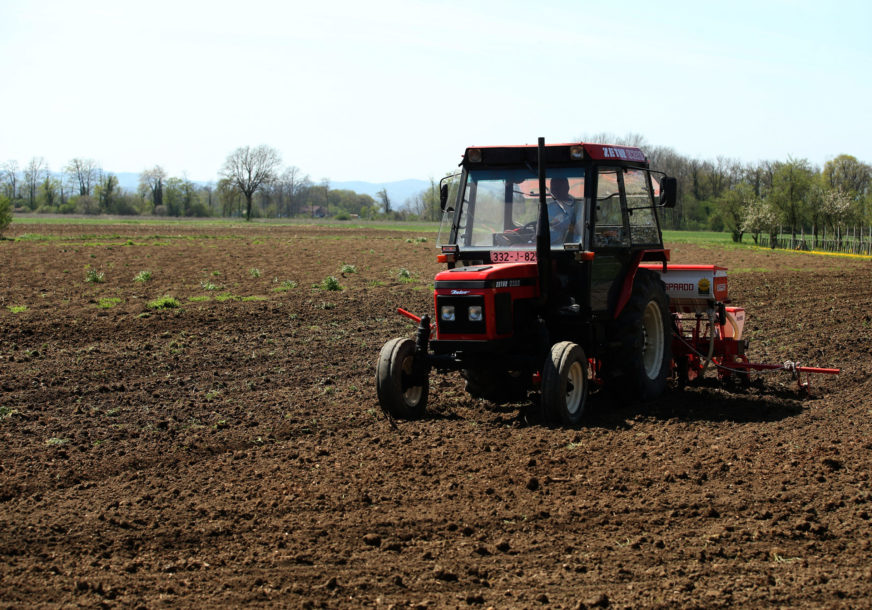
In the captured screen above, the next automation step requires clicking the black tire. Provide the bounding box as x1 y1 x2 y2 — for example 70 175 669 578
605 269 672 402
376 338 428 419
542 341 589 426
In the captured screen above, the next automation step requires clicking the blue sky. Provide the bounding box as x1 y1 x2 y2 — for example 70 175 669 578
1 0 870 183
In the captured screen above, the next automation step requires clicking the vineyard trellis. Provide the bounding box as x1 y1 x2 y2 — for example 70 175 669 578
757 226 872 255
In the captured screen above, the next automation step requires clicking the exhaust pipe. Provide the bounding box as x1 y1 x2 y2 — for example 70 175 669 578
535 136 551 305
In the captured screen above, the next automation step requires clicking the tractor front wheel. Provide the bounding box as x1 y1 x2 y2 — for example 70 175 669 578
376 338 428 419
542 341 589 426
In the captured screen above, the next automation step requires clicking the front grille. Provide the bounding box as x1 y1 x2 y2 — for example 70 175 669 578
495 292 512 335
436 295 485 335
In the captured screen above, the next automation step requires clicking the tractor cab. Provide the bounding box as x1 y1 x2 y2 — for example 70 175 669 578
436 142 674 325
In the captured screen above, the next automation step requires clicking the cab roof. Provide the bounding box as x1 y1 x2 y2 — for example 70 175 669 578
462 142 648 167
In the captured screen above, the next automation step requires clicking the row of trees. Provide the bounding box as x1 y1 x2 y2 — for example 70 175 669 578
3 141 870 236
0 148 394 220
596 134 872 244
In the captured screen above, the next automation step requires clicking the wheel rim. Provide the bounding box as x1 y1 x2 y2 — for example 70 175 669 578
565 360 585 415
400 355 422 406
642 300 665 379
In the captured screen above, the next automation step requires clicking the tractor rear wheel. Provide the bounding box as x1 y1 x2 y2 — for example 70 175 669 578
376 338 428 419
542 341 589 425
606 269 672 402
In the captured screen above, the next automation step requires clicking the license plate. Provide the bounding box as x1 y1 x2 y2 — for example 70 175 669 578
491 250 537 263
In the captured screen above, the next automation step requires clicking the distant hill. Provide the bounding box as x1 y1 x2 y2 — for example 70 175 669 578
112 173 429 209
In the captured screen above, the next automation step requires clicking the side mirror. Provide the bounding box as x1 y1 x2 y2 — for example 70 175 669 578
659 176 677 208
440 183 449 211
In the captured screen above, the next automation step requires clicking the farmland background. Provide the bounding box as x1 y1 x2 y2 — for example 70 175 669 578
1 219 871 607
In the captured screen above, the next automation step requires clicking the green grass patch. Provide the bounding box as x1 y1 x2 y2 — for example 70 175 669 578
241 295 267 302
272 280 297 292
319 276 343 291
215 293 238 303
662 230 735 246
11 215 442 232
6 305 27 313
97 297 122 309
147 296 181 309
188 295 211 302
85 269 105 283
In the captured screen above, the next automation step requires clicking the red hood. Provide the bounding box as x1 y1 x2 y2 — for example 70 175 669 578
434 262 538 283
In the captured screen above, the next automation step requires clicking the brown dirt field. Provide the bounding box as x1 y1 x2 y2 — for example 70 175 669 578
1 222 871 608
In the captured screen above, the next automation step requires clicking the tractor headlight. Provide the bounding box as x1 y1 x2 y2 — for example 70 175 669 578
468 305 483 322
440 305 455 321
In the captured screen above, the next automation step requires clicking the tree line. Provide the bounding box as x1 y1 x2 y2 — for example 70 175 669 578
2 141 870 240
618 134 872 247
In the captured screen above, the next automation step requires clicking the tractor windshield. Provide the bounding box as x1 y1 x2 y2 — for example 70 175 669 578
454 168 586 251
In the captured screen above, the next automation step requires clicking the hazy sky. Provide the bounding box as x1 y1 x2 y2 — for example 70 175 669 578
2 0 870 183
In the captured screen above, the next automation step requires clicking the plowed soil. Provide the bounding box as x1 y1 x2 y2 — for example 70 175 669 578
1 222 871 608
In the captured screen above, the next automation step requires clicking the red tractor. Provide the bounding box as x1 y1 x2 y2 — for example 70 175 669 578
375 138 835 425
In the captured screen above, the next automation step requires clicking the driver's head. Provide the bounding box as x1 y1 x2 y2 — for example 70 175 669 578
550 177 570 200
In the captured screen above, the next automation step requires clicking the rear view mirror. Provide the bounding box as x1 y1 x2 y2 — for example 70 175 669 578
659 177 677 208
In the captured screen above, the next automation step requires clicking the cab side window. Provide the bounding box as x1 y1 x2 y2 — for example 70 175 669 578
593 168 629 247
624 169 659 245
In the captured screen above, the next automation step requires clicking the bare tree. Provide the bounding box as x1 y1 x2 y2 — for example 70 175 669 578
65 158 100 197
220 145 282 220
24 157 48 210
1 160 19 200
377 188 391 214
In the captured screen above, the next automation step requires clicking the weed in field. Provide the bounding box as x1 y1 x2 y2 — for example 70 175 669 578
85 269 105 283
134 270 153 282
397 268 413 283
188 295 210 302
106 408 120 416
0 406 18 420
97 297 122 309
320 276 343 291
45 437 69 446
368 280 386 287
212 270 222 277
249 268 261 278
318 302 336 310
241 295 267 302
272 280 298 292
215 293 238 303
148 296 181 310
6 305 27 314
340 264 357 274
200 279 221 291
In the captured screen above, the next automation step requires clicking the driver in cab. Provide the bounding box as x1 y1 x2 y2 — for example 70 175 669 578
548 176 576 244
